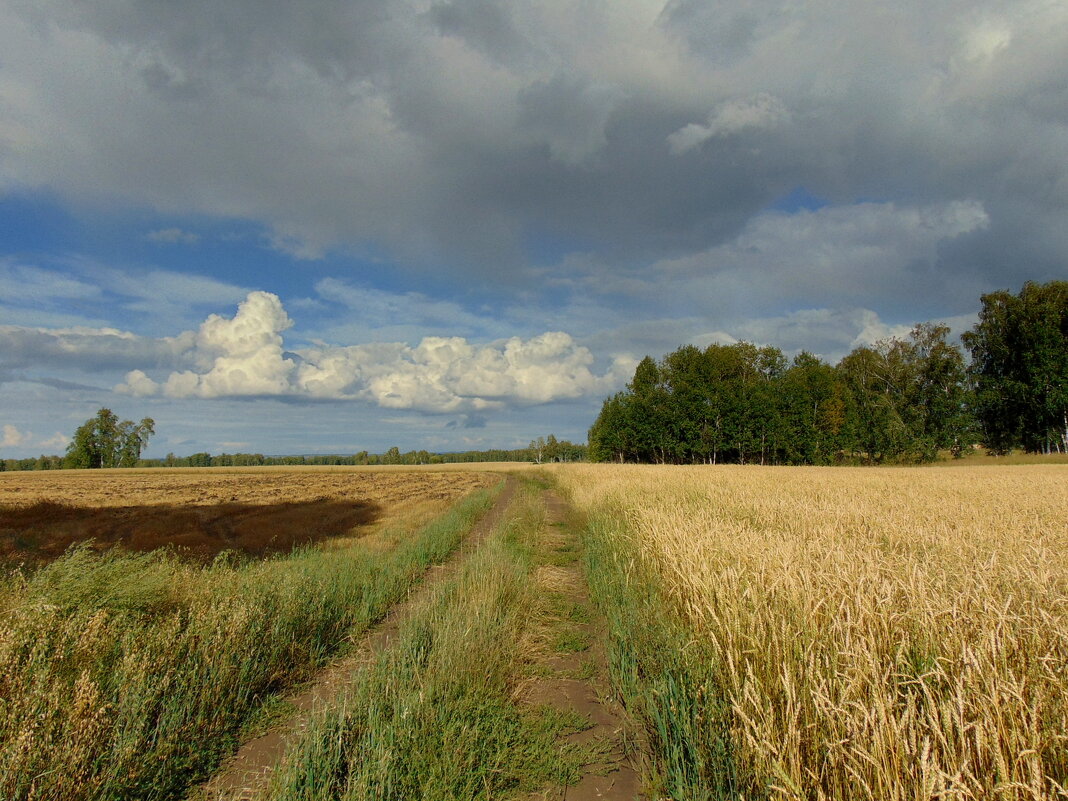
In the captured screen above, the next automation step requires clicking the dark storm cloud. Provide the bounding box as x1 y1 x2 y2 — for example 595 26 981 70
427 0 533 65
1 0 1065 311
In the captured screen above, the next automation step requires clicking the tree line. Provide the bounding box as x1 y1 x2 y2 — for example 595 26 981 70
0 419 585 471
136 439 584 468
589 281 1068 464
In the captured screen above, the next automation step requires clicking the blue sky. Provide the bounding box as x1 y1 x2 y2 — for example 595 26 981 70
2 0 1067 457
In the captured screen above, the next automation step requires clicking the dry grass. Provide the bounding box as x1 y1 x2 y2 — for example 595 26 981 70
0 468 491 564
551 463 1068 800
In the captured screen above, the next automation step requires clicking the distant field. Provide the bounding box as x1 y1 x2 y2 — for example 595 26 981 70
0 467 492 563
553 463 1068 799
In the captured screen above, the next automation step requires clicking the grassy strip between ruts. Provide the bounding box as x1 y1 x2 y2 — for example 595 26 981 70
581 507 737 800
263 480 592 801
0 483 499 801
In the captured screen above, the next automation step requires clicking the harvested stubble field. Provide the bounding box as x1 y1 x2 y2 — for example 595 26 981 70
551 463 1068 800
0 467 491 563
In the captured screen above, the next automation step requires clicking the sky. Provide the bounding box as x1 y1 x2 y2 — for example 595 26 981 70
1 0 1066 458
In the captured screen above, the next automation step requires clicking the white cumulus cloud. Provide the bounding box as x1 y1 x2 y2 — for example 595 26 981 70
1 424 28 448
38 432 70 450
116 292 627 412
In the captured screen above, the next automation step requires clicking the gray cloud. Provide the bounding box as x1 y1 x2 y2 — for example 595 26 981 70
0 325 197 372
145 227 200 244
0 258 251 334
311 277 506 342
427 0 533 65
0 0 1065 310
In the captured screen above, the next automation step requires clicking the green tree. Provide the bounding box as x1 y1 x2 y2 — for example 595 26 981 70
906 323 971 458
65 409 155 468
963 281 1068 454
837 346 913 462
661 345 711 463
117 417 156 467
779 352 847 464
544 434 560 463
628 356 671 463
588 394 629 462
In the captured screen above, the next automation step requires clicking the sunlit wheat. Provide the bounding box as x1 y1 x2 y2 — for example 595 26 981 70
553 464 1068 800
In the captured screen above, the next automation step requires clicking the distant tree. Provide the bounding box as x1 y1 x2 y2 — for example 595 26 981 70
544 434 560 462
64 409 155 469
779 351 847 464
590 329 971 466
661 345 711 463
118 417 156 467
628 356 672 463
837 345 913 462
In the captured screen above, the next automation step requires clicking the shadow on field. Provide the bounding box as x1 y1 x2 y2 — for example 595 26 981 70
0 498 381 564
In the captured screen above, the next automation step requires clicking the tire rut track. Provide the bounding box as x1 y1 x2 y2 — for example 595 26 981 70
199 477 518 801
525 490 646 801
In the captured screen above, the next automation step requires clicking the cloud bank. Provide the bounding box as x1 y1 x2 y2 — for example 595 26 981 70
1 0 1064 294
116 292 632 412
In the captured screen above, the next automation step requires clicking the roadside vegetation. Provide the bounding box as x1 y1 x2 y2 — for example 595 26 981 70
262 479 592 800
0 485 497 801
554 463 1068 799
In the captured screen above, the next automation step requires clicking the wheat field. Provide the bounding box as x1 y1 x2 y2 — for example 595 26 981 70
552 463 1068 800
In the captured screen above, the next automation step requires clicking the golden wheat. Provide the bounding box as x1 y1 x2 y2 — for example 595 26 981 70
552 464 1068 800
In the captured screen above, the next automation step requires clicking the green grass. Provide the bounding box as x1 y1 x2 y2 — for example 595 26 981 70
580 511 742 800
930 448 1068 466
552 628 592 653
264 482 591 801
0 485 499 801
